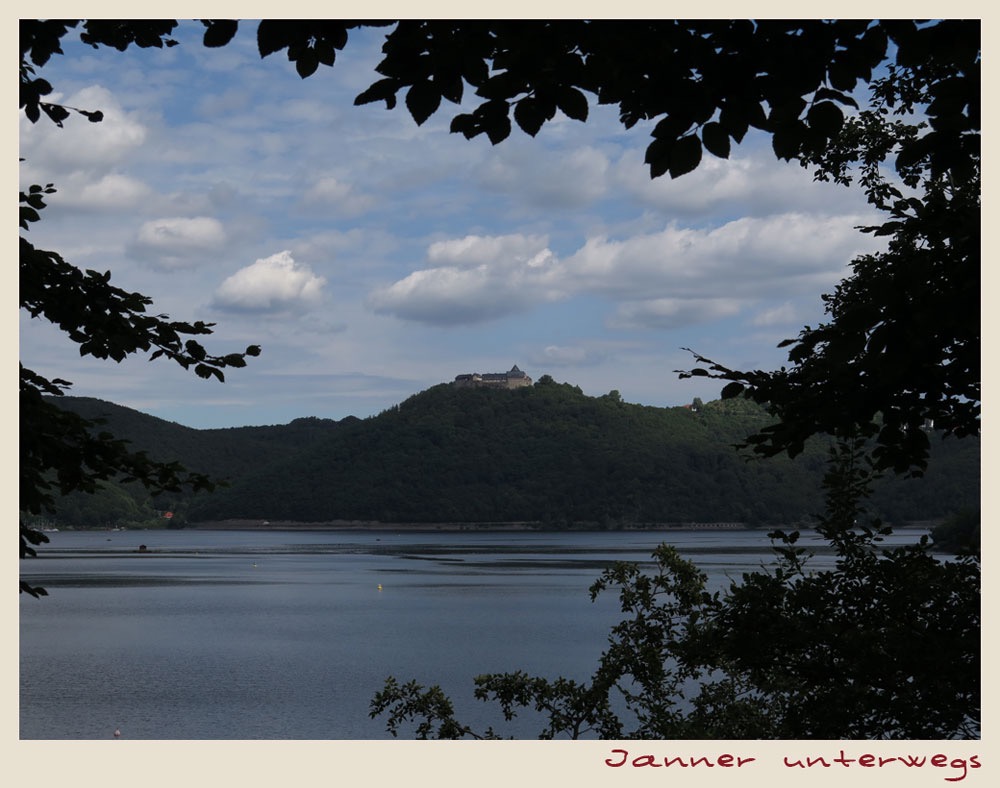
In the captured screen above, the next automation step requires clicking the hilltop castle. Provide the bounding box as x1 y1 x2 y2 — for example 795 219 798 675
453 365 532 390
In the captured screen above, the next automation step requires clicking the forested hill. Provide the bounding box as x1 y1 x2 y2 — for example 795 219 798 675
49 395 347 480
41 379 979 529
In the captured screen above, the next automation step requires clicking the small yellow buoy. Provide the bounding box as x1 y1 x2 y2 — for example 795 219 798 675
377 584 383 591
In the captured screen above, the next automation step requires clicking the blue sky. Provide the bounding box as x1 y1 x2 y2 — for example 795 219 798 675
19 21 889 429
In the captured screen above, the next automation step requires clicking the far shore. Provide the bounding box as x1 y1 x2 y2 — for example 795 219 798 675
191 519 748 531
185 519 937 532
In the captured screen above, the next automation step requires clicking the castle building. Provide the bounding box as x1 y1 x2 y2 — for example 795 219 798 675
453 365 532 389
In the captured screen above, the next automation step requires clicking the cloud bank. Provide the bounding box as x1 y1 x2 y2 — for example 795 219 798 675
367 214 880 330
367 234 565 324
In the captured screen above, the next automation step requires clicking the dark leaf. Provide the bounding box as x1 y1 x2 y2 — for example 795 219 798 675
201 20 239 48
644 138 672 179
434 73 464 105
806 101 845 139
480 103 512 145
314 40 338 68
450 113 478 139
295 49 320 79
184 340 207 361
720 381 745 399
718 104 750 144
669 134 702 179
771 126 802 161
194 364 224 382
355 78 400 109
405 81 441 126
41 103 69 126
827 55 859 93
485 118 512 145
701 121 731 159
256 20 290 58
222 353 247 368
33 77 53 97
651 114 689 141
556 86 589 122
513 97 546 136
814 86 859 109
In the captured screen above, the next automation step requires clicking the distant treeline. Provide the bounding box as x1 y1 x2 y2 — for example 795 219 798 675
30 378 980 530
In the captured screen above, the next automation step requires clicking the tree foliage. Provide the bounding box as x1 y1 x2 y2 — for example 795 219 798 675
21 20 976 179
929 508 981 555
678 33 979 476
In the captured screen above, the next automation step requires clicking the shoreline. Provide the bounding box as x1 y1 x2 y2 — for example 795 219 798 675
41 520 939 534
189 519 751 532
184 519 936 532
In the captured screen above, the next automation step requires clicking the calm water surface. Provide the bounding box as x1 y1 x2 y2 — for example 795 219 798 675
19 528 924 740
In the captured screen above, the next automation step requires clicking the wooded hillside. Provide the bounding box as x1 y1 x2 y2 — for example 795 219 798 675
34 378 979 529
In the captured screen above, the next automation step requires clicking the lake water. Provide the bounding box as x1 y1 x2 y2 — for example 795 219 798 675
19 527 925 740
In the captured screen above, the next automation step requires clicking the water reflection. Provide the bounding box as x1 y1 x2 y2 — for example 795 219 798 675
20 528 930 739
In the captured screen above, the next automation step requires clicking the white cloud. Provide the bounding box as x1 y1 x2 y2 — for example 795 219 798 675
367 234 566 324
23 171 154 215
129 217 227 269
426 234 551 267
74 174 152 209
563 213 879 301
214 250 326 313
20 85 148 176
